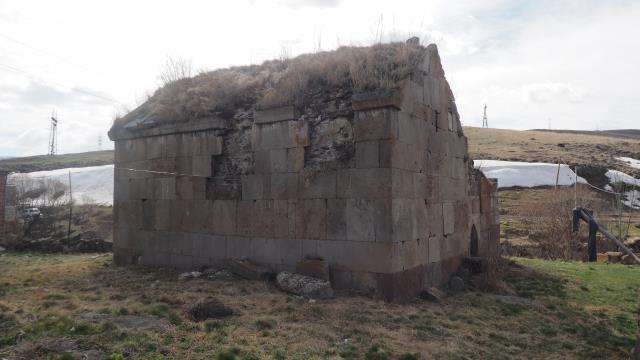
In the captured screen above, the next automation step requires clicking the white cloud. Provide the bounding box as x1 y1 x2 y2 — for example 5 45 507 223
522 82 588 104
0 0 638 156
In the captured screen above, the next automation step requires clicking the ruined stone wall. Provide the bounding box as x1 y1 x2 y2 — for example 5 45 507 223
382 44 480 296
112 105 405 297
110 43 500 300
468 169 500 258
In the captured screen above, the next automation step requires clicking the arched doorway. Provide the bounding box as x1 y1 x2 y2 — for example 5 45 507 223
470 225 479 257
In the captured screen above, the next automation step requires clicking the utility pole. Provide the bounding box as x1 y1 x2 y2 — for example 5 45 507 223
482 104 488 128
48 110 58 156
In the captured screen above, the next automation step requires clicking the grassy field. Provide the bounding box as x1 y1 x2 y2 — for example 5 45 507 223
0 253 638 359
0 150 113 173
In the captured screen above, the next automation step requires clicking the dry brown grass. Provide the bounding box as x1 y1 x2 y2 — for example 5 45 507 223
116 42 426 125
1 253 636 359
498 186 636 260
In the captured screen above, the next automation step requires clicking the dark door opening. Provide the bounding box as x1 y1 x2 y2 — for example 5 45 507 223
470 225 479 257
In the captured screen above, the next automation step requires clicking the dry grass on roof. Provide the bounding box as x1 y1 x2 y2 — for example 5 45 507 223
120 42 427 125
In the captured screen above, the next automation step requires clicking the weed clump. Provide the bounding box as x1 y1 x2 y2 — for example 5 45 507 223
114 42 427 125
254 318 276 330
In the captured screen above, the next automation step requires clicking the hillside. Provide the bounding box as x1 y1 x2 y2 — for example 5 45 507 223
465 127 640 183
0 150 113 173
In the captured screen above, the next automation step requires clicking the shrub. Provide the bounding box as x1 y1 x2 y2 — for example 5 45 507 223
254 318 276 330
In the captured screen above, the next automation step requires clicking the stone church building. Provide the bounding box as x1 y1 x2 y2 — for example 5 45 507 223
109 41 499 300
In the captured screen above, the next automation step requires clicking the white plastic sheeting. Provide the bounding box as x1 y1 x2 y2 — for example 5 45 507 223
473 160 587 188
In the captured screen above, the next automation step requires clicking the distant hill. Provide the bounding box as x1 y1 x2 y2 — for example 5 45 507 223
532 129 640 140
464 126 640 185
0 150 114 173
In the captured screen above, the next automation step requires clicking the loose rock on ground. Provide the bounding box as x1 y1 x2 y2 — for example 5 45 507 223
276 271 335 299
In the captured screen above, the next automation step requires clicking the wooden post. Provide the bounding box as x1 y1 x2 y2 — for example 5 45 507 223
588 219 597 262
555 160 561 188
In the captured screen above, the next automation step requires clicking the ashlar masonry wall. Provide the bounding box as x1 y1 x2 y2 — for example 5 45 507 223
110 44 499 301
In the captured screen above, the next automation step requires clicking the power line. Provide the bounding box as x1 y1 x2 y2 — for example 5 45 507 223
0 32 94 74
0 62 125 106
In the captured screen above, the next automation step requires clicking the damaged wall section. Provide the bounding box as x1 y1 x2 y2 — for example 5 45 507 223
108 43 500 301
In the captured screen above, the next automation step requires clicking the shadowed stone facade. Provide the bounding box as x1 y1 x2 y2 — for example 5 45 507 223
109 43 499 301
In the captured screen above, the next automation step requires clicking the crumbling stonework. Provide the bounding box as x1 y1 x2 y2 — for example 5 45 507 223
109 43 499 301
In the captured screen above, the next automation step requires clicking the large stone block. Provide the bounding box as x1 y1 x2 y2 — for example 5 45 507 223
442 202 455 235
254 106 295 124
428 235 441 263
206 134 223 156
270 173 298 199
254 148 287 174
241 174 266 200
251 237 281 264
346 198 391 242
174 156 193 176
226 236 253 259
355 141 379 168
164 134 179 158
192 156 212 177
153 177 176 200
299 172 336 199
251 120 297 150
210 200 237 235
353 108 397 142
118 138 147 163
286 147 305 172
176 176 206 200
237 200 256 237
383 141 423 172
273 200 290 238
327 199 347 240
141 200 155 230
129 178 151 200
317 240 395 273
396 238 428 271
397 112 420 145
295 199 326 240
392 168 415 199
149 158 176 175
146 136 164 160
392 198 415 243
336 168 392 199
270 149 288 173
114 178 130 201
154 200 171 231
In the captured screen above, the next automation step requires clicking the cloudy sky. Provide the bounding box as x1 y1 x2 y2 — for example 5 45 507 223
0 0 638 157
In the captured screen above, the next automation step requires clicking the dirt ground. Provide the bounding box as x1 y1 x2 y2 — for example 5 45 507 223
0 252 637 359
